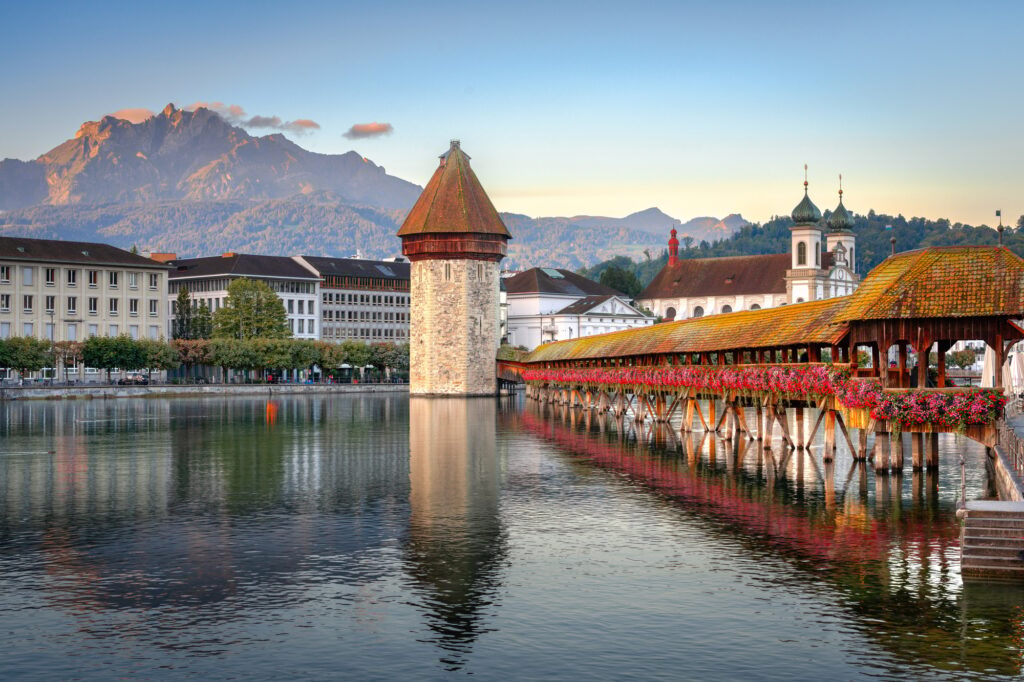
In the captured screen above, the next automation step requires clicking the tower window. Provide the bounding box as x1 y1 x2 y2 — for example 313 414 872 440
797 241 807 266
444 263 452 281
815 243 820 266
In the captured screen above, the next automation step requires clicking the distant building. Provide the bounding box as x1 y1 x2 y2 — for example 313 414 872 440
637 176 859 319
295 256 410 343
0 236 170 344
504 267 653 349
165 253 320 339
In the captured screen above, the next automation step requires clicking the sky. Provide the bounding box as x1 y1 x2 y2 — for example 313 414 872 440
2 0 1022 226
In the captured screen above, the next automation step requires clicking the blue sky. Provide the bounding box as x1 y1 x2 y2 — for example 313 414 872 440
3 0 1022 226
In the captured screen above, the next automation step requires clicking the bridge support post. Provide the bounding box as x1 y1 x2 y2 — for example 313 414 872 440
795 407 805 450
874 428 891 473
911 433 923 470
857 428 869 461
823 410 836 461
683 397 695 433
755 403 764 441
891 433 904 471
708 399 717 434
927 433 939 469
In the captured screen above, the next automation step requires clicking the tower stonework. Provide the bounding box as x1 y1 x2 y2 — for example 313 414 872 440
397 141 511 396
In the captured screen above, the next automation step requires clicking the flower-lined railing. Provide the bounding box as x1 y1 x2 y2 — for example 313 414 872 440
522 364 1006 430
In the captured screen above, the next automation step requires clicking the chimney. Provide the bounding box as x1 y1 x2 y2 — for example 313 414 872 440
149 253 177 263
222 252 236 258
668 228 679 266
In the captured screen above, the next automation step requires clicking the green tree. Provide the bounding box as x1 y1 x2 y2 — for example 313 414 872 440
4 337 52 379
213 278 290 340
194 302 213 339
82 336 119 382
598 265 642 298
172 339 211 382
139 339 180 378
173 286 195 340
53 340 83 383
947 348 977 370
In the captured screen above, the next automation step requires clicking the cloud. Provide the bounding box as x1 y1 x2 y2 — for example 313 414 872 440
109 108 155 123
343 122 394 139
186 102 321 134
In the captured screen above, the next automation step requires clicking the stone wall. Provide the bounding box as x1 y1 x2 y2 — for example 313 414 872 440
410 258 499 395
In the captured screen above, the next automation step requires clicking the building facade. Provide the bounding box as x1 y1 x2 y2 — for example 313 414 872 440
397 140 510 396
504 267 653 349
638 178 859 319
0 236 170 344
166 253 320 339
295 256 411 342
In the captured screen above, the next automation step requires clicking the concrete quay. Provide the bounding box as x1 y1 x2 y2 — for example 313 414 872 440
0 383 409 401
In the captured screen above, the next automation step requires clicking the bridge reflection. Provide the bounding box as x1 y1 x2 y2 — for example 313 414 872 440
517 400 1024 677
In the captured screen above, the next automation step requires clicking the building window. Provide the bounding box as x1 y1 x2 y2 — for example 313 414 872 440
88 270 99 287
149 325 159 339
0 294 8 312
288 300 294 314
22 267 33 286
148 273 159 290
45 268 56 286
721 304 732 314
45 323 55 341
67 324 77 341
0 265 9 283
298 319 305 334
109 298 119 314
129 298 139 316
149 300 158 317
109 272 119 288
750 303 761 311
67 297 77 314
23 323 33 337
129 325 139 339
67 269 77 286
692 306 704 318
128 272 138 289
797 241 807 266
308 320 315 335
108 324 119 336
45 295 55 313
88 324 98 338
23 295 33 312
88 297 98 315
445 263 451 281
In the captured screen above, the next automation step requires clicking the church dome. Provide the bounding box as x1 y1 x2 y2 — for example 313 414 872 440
791 187 821 225
828 198 855 232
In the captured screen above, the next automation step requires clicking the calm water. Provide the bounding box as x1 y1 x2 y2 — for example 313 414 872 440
1 393 1024 680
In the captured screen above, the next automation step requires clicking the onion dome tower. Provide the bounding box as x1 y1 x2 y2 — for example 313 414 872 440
397 140 512 395
826 174 857 274
786 165 824 302
667 227 680 266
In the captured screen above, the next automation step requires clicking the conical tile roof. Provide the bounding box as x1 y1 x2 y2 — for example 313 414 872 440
398 140 511 238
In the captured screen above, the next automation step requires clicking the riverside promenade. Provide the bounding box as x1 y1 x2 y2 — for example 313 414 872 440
0 382 409 401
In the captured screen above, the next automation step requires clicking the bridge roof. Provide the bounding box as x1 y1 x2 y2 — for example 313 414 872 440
838 245 1024 320
527 296 849 362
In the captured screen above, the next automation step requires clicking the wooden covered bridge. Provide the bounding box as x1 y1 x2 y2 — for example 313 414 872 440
503 245 1024 475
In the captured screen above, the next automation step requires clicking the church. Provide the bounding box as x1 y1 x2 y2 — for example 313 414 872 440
636 176 859 320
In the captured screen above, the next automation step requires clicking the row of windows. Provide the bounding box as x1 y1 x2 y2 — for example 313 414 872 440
322 276 409 291
0 295 159 317
323 310 407 322
0 321 162 341
169 278 317 295
0 266 160 290
323 292 408 306
288 319 316 335
321 326 406 339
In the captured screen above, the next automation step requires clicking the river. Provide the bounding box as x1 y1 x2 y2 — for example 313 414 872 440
1 393 1022 679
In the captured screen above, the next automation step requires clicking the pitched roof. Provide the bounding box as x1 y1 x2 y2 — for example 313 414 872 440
639 251 837 301
527 296 850 362
167 253 319 281
0 236 169 269
301 256 409 281
504 268 623 297
397 141 511 238
557 295 623 315
838 245 1024 320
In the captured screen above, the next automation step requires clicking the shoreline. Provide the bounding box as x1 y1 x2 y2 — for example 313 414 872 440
0 383 410 401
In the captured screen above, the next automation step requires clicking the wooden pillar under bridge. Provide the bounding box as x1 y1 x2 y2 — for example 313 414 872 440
874 428 891 473
911 433 923 470
823 409 836 461
857 428 869 461
891 432 904 470
683 397 695 433
927 432 940 469
795 407 805 450
708 399 717 434
824 460 836 511
755 403 764 441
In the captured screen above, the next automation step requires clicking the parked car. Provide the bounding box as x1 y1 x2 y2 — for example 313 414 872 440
117 374 149 386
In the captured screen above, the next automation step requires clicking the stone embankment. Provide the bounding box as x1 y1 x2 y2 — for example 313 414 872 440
0 383 409 401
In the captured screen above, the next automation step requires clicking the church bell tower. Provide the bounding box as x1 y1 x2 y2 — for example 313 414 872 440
397 141 512 395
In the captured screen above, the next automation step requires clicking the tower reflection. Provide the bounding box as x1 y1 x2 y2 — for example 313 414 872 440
404 398 507 670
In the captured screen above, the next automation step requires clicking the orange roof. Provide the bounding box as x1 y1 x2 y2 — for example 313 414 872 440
527 296 850 362
838 245 1024 320
397 140 511 238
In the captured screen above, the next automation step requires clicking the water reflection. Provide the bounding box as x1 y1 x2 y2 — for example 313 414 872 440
520 401 1024 677
405 398 507 670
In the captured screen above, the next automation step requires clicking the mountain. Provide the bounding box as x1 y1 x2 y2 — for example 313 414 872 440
0 103 421 210
0 104 747 269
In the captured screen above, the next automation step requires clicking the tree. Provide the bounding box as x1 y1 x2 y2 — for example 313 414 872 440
82 336 119 383
599 265 642 298
53 340 83 383
947 349 977 370
3 337 52 379
173 286 195 340
1017 215 1024 232
139 339 180 378
194 302 213 339
172 339 210 382
213 278 290 340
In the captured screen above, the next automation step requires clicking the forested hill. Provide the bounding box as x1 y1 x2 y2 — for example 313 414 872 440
581 211 1022 288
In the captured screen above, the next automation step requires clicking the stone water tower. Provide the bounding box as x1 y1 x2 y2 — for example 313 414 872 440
397 141 511 395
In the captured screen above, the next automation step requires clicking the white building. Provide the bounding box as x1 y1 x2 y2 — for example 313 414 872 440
0 236 170 343
504 267 653 350
637 178 859 320
166 252 320 339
